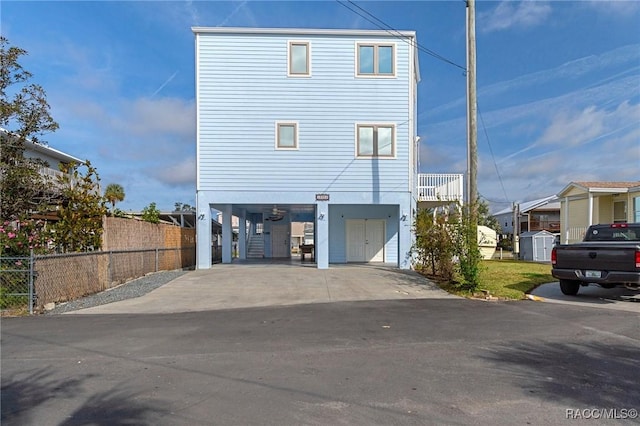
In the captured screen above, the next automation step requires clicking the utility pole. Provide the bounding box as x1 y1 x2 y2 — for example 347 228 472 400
466 0 478 211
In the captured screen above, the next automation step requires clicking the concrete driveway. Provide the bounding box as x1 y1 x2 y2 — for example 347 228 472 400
529 282 640 313
68 264 457 315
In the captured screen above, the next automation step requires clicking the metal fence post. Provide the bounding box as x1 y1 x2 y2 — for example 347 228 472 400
29 249 34 315
155 248 159 272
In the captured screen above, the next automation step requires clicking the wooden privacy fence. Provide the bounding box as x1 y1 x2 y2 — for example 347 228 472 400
33 247 195 308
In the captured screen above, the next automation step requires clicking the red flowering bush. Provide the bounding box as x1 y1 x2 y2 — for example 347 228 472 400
0 219 52 257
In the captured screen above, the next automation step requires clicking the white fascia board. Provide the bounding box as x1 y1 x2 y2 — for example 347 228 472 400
192 26 416 39
24 140 84 164
588 187 630 194
1 128 83 164
557 182 585 198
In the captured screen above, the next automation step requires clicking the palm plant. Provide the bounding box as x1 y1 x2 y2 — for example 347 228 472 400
104 183 125 215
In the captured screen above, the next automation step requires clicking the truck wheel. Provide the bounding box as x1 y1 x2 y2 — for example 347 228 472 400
559 279 580 295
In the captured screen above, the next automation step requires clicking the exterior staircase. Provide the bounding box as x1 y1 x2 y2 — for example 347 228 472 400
247 233 264 258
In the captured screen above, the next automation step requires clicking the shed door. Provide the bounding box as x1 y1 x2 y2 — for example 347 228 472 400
346 219 384 263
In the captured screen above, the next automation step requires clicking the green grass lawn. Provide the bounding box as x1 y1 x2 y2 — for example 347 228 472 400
436 260 555 300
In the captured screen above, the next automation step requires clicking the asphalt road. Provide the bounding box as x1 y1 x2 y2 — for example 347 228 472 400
530 282 640 313
2 299 639 425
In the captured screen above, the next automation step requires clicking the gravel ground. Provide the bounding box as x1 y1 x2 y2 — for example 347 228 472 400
45 270 188 315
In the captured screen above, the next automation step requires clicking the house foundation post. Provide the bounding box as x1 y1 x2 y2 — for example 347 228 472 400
316 202 329 269
196 196 212 270
238 209 247 260
222 204 233 264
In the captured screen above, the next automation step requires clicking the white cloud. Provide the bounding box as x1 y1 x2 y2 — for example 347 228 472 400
150 157 196 187
537 106 606 147
536 100 640 147
422 45 640 121
587 0 640 17
479 1 552 33
119 97 195 139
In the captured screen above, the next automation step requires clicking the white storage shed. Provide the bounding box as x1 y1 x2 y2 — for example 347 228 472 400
519 230 556 262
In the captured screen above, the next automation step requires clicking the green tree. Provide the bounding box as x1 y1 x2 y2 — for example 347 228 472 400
141 202 160 224
453 204 483 291
54 161 106 252
0 36 59 222
478 198 501 233
104 183 125 215
413 208 455 280
413 203 482 292
174 202 195 212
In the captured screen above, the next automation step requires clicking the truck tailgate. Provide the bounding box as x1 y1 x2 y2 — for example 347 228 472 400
555 243 639 272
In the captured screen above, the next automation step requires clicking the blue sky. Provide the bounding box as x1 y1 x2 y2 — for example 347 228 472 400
2 0 639 212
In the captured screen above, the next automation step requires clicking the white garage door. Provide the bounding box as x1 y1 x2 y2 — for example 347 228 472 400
346 219 385 262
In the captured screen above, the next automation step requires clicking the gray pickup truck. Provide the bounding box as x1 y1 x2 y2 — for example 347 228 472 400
551 223 640 295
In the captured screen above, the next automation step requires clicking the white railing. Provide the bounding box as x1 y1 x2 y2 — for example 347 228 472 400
39 167 64 180
567 227 587 244
417 173 464 203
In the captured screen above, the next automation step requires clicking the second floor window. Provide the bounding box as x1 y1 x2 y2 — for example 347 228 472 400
289 41 310 76
357 43 394 76
276 122 298 149
357 124 395 157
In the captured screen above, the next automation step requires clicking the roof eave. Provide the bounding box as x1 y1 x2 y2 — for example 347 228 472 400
191 26 417 38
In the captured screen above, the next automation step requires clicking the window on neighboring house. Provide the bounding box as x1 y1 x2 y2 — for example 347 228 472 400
288 42 310 76
356 124 395 157
635 197 640 223
357 43 394 76
613 200 627 223
276 122 298 149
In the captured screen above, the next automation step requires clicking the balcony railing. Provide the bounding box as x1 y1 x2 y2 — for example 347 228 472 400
417 173 464 203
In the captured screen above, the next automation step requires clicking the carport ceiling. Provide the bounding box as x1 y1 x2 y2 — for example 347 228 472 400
228 204 316 217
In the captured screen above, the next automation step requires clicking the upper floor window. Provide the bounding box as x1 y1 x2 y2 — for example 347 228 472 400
356 124 395 158
288 41 310 76
357 43 395 77
276 122 298 150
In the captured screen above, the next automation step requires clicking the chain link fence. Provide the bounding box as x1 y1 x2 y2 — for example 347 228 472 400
0 255 35 314
0 247 195 314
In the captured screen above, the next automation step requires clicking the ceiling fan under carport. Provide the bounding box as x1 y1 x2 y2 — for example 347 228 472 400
265 205 286 221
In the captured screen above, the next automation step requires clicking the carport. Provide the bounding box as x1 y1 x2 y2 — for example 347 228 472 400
196 200 411 270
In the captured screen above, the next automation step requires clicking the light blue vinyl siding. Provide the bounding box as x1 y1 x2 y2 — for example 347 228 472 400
197 33 412 193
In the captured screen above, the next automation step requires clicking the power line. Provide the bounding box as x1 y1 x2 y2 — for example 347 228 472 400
335 0 467 72
478 105 510 203
479 193 511 205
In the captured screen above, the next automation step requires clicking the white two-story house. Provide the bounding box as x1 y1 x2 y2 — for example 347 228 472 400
194 27 462 270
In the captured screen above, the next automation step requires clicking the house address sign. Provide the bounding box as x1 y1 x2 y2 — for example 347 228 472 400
315 193 330 201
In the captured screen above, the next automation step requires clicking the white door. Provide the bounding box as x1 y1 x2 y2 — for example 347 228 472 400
346 220 366 262
271 224 290 258
365 220 385 262
346 219 385 263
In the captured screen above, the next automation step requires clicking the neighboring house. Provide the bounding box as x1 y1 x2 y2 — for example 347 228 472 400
557 181 640 243
1 128 84 218
193 27 461 270
1 127 84 184
493 195 561 236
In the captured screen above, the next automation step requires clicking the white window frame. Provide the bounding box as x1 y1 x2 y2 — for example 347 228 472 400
355 42 396 78
288 41 311 77
275 121 299 150
354 123 396 158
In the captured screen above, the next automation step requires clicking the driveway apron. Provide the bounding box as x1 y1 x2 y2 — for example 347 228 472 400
66 264 456 314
